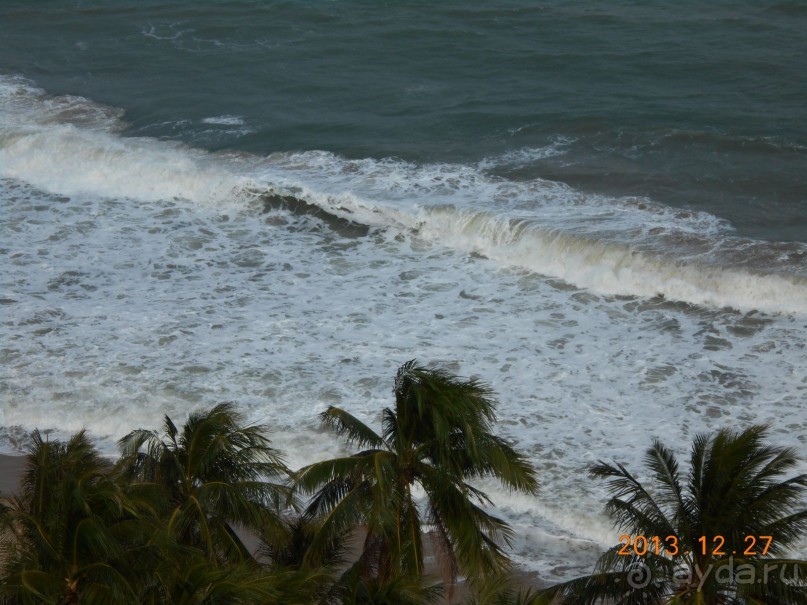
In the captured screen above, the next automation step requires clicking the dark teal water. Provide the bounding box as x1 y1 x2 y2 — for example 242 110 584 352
2 0 806 241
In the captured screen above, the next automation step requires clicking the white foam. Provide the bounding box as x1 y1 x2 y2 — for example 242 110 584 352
253 152 807 314
476 137 573 170
141 23 194 41
0 75 125 132
201 115 246 126
0 126 253 203
0 77 253 203
2 80 804 314
3 169 806 576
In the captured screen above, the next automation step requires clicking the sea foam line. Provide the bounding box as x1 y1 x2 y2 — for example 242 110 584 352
2 75 806 315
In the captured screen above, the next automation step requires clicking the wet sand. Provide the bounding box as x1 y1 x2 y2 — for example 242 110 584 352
0 454 23 497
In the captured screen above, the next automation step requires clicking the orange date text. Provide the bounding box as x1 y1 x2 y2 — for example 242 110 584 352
616 535 773 557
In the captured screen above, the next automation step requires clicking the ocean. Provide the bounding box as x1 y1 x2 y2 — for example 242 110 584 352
1 0 806 578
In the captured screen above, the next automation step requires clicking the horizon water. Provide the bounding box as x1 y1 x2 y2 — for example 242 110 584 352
1 1 806 579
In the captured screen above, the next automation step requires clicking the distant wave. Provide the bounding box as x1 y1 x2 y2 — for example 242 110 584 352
653 130 807 155
2 74 806 315
419 208 807 314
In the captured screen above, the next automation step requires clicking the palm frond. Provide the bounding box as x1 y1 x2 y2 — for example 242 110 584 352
644 440 693 537
381 407 400 449
331 568 444 605
296 453 384 498
320 406 387 450
304 480 374 570
394 360 498 449
752 509 807 556
452 433 539 495
590 460 677 539
421 472 513 584
543 566 671 605
573 425 807 605
734 558 807 605
261 515 348 572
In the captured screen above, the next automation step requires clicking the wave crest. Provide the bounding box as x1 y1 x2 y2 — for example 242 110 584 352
2 74 805 314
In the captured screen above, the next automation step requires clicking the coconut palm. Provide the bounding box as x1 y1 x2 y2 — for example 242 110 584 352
295 360 539 596
465 585 545 605
260 514 353 578
540 425 807 604
0 430 153 604
463 572 547 605
330 568 443 605
117 403 292 566
137 537 325 605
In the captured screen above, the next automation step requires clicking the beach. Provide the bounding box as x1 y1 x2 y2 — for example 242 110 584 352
0 455 22 497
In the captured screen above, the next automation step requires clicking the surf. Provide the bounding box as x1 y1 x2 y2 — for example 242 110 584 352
2 75 806 315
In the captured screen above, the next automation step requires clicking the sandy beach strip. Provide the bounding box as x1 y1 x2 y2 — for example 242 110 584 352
0 454 24 497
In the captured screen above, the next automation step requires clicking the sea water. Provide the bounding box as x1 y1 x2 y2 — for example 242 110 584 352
1 1 806 579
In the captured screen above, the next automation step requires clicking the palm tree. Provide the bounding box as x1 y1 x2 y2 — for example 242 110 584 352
117 403 292 567
465 585 546 605
137 538 325 605
295 360 539 597
330 568 443 605
0 430 153 604
464 572 548 605
541 425 807 604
